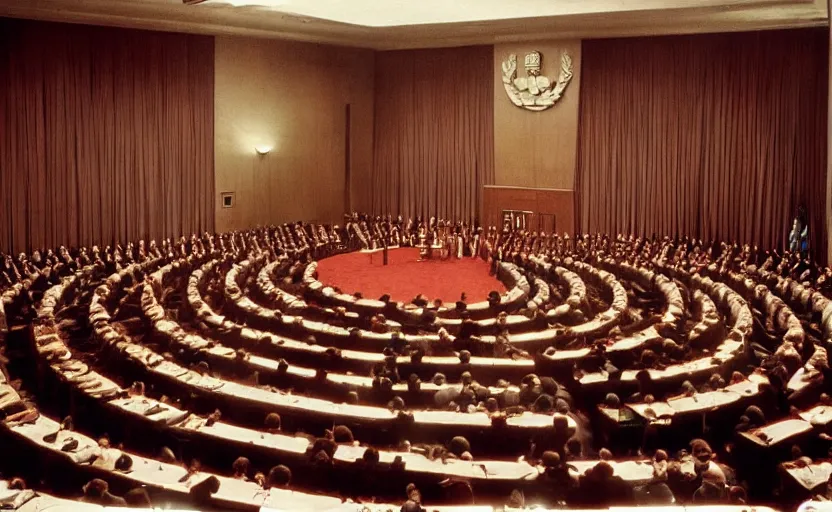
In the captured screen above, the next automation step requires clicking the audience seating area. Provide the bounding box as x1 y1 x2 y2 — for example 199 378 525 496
1 215 832 511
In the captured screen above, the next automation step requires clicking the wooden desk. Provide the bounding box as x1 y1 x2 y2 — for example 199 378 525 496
781 461 832 492
568 459 657 484
739 418 814 448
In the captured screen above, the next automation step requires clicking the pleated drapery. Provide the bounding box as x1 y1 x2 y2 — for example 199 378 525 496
576 29 828 260
0 18 215 253
371 46 495 223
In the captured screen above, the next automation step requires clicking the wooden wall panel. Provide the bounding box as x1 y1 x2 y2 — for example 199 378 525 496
493 39 581 190
214 36 374 233
483 185 574 234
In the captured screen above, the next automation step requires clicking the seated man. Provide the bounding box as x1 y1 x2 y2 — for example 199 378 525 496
80 479 127 506
571 462 634 507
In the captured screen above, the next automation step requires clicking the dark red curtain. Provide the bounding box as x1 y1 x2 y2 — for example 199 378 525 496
0 18 215 253
372 46 495 223
576 29 828 260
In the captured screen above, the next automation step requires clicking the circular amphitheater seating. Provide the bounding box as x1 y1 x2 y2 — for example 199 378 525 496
0 221 826 512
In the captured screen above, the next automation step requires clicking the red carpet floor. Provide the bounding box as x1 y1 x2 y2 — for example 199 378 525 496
315 248 506 305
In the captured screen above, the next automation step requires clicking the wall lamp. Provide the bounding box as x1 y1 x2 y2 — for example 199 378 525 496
255 145 272 156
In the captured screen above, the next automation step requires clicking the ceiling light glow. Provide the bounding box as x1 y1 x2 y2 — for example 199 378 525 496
201 0 290 7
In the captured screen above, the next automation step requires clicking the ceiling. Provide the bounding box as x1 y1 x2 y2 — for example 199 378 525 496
200 0 825 28
0 0 826 49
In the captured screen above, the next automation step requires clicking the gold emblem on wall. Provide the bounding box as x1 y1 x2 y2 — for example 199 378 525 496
501 50 573 112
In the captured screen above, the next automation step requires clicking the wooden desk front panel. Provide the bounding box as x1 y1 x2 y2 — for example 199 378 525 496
483 186 575 234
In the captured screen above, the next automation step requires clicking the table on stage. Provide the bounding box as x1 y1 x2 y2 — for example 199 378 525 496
417 243 447 260
364 246 394 265
359 245 446 264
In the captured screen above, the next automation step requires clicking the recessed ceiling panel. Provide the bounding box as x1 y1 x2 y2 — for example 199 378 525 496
0 0 824 49
198 0 796 27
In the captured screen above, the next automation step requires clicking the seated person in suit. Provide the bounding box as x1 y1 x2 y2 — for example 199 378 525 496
571 461 634 507
266 465 292 488
80 479 127 506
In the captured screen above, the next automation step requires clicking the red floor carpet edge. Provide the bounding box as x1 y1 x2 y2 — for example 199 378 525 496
315 248 506 305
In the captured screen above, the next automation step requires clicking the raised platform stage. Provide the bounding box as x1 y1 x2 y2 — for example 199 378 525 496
315 247 505 304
